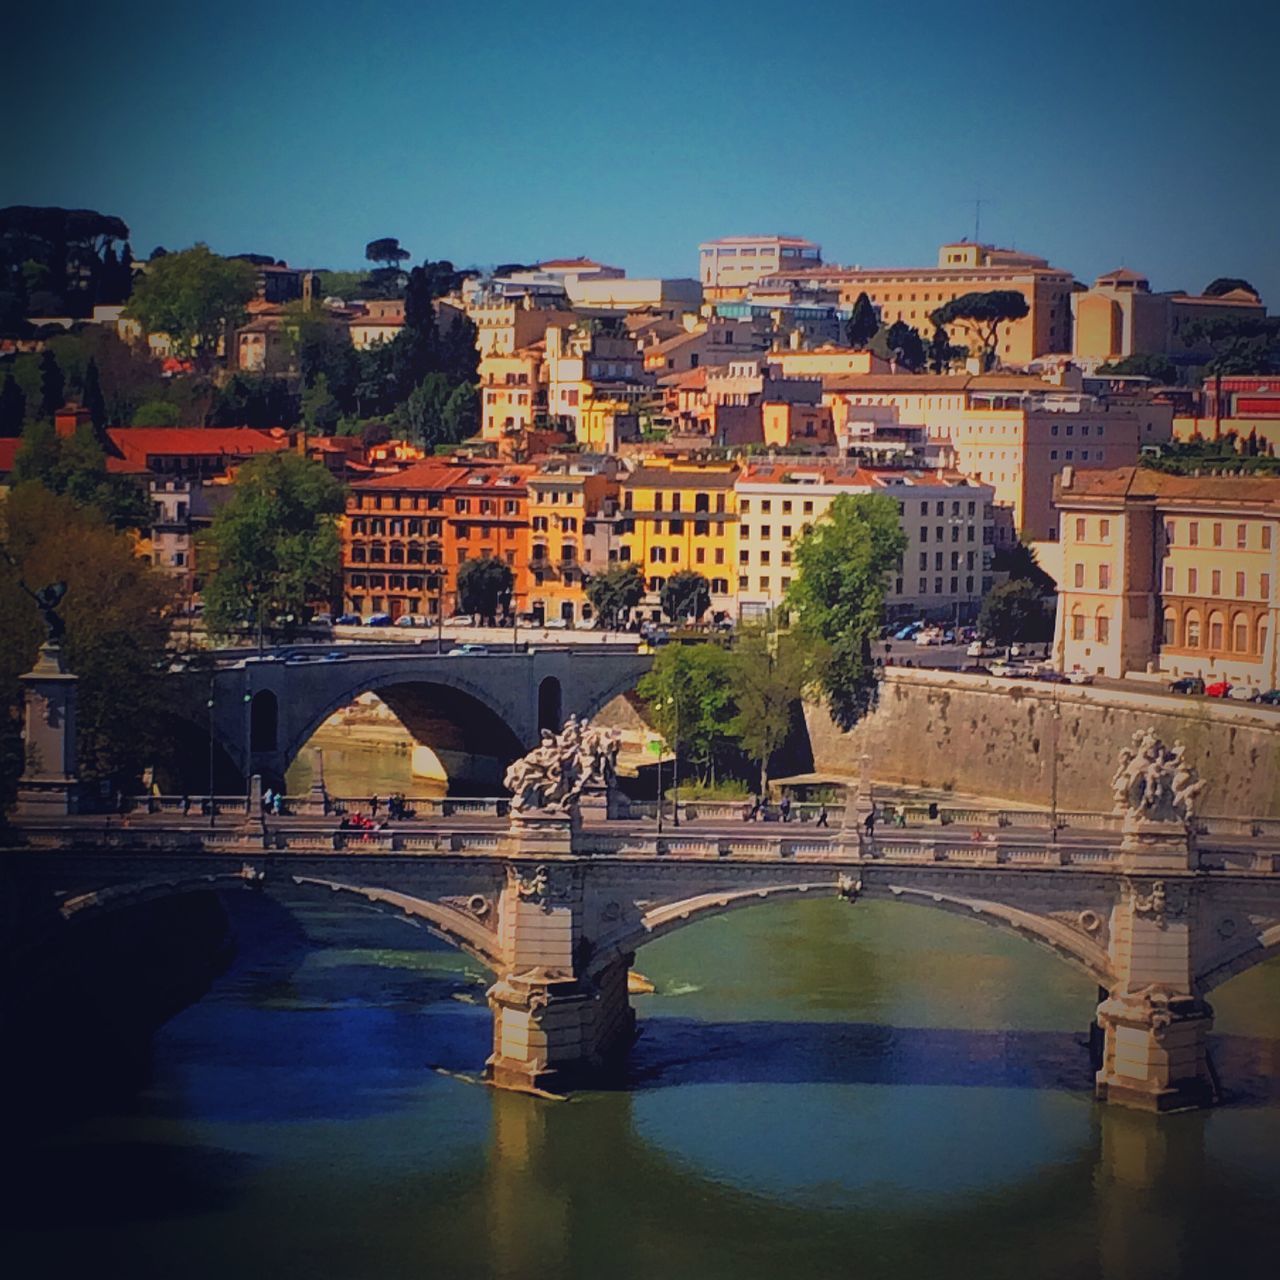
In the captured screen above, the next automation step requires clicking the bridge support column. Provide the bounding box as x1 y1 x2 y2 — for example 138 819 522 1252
485 850 634 1093
1095 876 1214 1112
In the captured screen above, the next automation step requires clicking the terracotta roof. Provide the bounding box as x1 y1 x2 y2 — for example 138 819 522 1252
1056 466 1280 506
658 367 710 390
0 438 19 475
352 461 534 492
823 373 971 394
108 427 289 464
1096 268 1148 283
625 466 739 490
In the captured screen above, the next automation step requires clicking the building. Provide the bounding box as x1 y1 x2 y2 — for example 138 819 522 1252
468 294 577 357
526 456 621 626
1052 466 1280 686
698 235 823 300
343 461 533 620
1174 375 1280 451
756 242 1074 364
349 299 406 349
480 346 546 441
543 324 652 441
618 460 739 620
1072 270 1265 365
734 464 994 622
567 277 702 313
665 359 823 445
641 317 767 375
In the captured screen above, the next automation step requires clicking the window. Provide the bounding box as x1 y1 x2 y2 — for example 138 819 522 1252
1100 519 1110 540
1099 564 1111 589
1185 613 1201 647
1188 568 1198 594
1263 573 1271 598
920 526 928 543
1072 613 1085 640
1236 571 1246 597
1212 570 1221 595
1165 521 1175 545
1209 611 1225 649
1233 614 1249 652
1213 523 1223 547
1162 610 1176 645
1264 526 1273 550
1096 613 1110 644
1164 565 1174 592
1189 522 1199 546
1074 562 1084 588
1237 524 1248 549
761 525 771 539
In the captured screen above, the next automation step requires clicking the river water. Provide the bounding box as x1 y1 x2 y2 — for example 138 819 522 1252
5 769 1279 1279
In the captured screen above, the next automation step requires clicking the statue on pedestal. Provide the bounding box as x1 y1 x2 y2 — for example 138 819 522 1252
1111 729 1205 825
503 716 621 816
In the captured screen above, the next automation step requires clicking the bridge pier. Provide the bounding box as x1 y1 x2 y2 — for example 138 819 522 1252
484 845 634 1093
1095 865 1215 1112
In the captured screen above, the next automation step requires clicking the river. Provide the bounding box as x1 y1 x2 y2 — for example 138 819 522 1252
4 759 1279 1279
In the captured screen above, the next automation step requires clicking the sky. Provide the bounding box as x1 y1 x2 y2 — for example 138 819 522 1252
4 0 1278 303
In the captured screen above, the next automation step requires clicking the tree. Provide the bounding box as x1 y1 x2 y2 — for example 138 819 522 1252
456 556 513 626
584 563 645 628
844 292 879 348
207 374 299 428
0 483 175 797
931 290 1030 370
442 382 477 440
0 374 24 437
132 399 181 426
637 642 737 786
201 452 345 641
1096 353 1179 384
927 323 967 374
124 244 256 370
302 374 342 433
365 238 410 271
787 493 906 728
992 539 1056 593
728 624 811 796
401 372 455 447
873 321 926 372
661 569 711 623
1203 277 1258 298
38 349 65 417
1183 314 1280 377
977 579 1052 645
81 357 109 450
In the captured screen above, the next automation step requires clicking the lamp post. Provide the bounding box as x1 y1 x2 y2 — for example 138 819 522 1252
672 691 680 828
243 675 253 800
206 673 216 828
1049 688 1060 841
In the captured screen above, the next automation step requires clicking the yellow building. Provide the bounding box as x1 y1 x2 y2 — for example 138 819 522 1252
479 347 545 441
618 460 739 620
1052 467 1280 686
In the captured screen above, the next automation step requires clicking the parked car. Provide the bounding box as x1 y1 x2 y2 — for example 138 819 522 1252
335 613 362 626
1205 680 1232 698
394 614 428 628
365 613 392 627
961 664 992 675
1227 684 1259 701
449 643 490 656
311 612 332 626
966 640 995 658
914 628 944 646
1035 668 1067 683
960 627 978 643
1256 689 1280 706
321 651 348 662
1168 676 1205 695
941 629 956 645
1066 668 1094 686
894 622 924 641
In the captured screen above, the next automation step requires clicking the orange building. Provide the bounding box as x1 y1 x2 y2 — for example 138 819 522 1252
343 461 533 620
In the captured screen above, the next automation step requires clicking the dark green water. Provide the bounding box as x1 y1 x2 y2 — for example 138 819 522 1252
4 891 1278 1280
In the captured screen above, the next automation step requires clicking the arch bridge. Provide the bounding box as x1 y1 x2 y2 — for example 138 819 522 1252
8 814 1279 1115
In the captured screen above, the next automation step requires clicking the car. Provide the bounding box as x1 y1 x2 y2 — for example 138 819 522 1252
1035 668 1067 683
449 643 490 656
960 627 978 643
1205 680 1232 698
321 651 348 662
914 628 944 646
894 622 923 641
1256 689 1280 706
1066 668 1094 685
941 629 956 645
311 612 332 626
365 613 392 627
1169 676 1205 695
1227 684 1259 701
961 663 992 675
966 640 994 657
335 613 362 626
394 614 428 628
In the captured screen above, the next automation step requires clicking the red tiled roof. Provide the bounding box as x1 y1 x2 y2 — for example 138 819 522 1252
108 427 289 465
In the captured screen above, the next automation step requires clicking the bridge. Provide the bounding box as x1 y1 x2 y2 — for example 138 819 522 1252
7 796 1279 1114
187 644 652 791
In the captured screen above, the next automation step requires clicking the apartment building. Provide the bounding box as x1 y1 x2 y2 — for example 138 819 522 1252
479 346 546 441
343 461 533 620
544 324 652 441
1052 467 1280 685
618 460 739 619
734 465 994 622
527 456 621 626
468 293 576 356
756 242 1074 364
699 235 822 300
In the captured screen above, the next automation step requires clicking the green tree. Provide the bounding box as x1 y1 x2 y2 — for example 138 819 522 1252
927 323 967 374
992 539 1056 593
0 483 175 797
1203 277 1258 298
872 321 926 372
584 563 645 628
82 356 109 446
301 373 342 433
132 399 181 426
207 374 299 428
442 381 478 440
844 292 879 347
201 452 345 641
1183 314 1280 376
787 493 906 728
38 349 65 417
977 578 1052 645
401 372 455 446
931 290 1030 370
660 569 711 623
0 374 24 436
124 244 256 369
729 623 811 795
1096 353 1179 384
638 642 737 786
365 238 410 271
456 555 513 626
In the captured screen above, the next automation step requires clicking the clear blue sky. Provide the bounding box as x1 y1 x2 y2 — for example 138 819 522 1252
4 0 1277 303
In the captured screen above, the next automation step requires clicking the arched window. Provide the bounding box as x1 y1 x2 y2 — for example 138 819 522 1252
1184 611 1201 647
1208 610 1226 650
1258 618 1269 656
1232 612 1250 652
1071 610 1085 641
1162 609 1176 646
1095 610 1110 644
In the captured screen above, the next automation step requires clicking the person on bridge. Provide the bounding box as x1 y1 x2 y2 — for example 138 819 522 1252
779 796 792 823
864 808 877 839
370 794 380 817
816 804 829 828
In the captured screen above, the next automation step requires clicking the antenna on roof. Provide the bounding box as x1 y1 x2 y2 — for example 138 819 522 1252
971 194 988 244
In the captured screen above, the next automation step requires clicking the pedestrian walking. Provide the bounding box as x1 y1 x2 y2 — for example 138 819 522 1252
779 796 792 823
816 804 829 828
370 794 380 817
864 808 877 839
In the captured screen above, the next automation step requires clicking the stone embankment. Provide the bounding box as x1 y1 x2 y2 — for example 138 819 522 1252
804 668 1280 818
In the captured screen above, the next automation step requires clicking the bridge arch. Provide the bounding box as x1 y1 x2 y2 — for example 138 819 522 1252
1196 921 1280 994
587 880 1114 989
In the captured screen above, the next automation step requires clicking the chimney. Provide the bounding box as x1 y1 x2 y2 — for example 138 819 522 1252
54 402 92 438
1060 464 1074 490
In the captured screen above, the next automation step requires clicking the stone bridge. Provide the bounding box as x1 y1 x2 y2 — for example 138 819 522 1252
7 813 1279 1113
191 646 652 790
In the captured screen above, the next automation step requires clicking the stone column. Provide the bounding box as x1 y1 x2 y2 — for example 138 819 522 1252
16 642 79 816
485 853 634 1093
1095 876 1214 1112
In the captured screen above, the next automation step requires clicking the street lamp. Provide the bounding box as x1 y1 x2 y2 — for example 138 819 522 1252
206 673 216 828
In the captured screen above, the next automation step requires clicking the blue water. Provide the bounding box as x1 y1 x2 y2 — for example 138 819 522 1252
4 891 1277 1280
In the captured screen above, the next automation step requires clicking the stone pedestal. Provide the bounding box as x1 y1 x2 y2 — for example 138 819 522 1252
577 782 627 823
1095 991 1215 1112
501 811 576 857
300 749 330 815
16 643 80 817
1118 813 1194 873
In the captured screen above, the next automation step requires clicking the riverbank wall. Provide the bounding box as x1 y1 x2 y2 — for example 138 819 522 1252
802 668 1280 817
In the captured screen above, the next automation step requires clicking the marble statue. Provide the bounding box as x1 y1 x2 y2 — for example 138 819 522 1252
1111 729 1205 824
503 716 621 814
